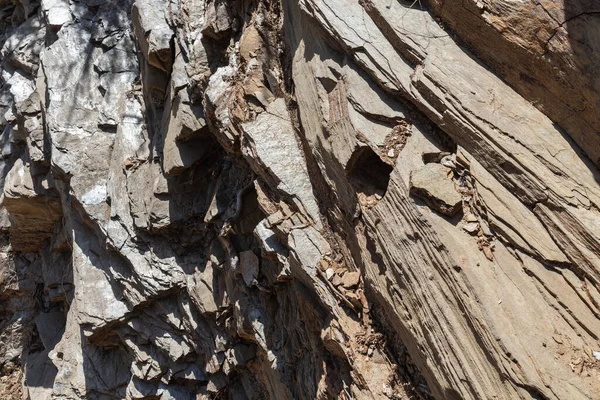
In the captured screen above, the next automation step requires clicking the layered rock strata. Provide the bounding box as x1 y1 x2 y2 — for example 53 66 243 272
0 0 599 399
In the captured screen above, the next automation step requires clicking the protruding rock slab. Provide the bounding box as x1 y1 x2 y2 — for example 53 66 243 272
132 0 173 72
409 163 462 216
242 99 321 227
2 158 62 251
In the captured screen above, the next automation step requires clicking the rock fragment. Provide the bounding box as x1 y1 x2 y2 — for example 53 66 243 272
41 0 72 28
409 163 462 216
341 271 360 289
239 250 259 287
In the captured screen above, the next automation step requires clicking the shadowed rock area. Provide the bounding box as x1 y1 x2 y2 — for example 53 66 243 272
0 0 599 399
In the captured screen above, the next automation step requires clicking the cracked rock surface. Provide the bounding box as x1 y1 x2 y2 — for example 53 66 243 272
1 0 600 399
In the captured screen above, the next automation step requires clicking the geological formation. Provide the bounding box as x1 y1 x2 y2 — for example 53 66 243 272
1 0 600 398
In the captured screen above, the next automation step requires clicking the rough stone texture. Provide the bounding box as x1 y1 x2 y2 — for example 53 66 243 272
427 0 600 167
0 0 599 399
409 163 462 216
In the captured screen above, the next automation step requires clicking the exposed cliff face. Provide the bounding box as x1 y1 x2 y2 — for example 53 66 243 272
1 0 600 398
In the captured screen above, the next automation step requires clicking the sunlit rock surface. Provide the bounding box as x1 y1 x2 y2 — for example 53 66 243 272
1 0 600 399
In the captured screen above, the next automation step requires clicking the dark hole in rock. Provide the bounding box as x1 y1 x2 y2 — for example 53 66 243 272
27 325 45 354
346 146 393 198
318 76 337 93
422 151 451 164
236 186 265 235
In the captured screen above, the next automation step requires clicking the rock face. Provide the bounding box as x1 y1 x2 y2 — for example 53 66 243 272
0 0 599 399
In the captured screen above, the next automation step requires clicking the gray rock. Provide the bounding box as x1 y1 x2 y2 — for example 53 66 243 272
242 99 322 228
132 0 173 72
41 0 72 28
161 90 213 175
0 16 46 74
35 311 66 351
239 250 259 287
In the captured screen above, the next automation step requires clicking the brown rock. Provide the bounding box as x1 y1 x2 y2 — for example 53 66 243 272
409 163 462 216
341 271 360 289
330 274 343 287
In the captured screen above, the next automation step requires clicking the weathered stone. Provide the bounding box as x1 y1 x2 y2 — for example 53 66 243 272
2 158 62 251
460 148 569 263
202 1 233 40
0 16 46 75
173 364 206 382
239 26 265 62
187 271 218 315
132 0 173 72
239 250 259 287
242 99 321 227
341 271 360 289
428 0 600 168
35 311 66 351
161 90 214 175
409 163 462 216
2 0 600 399
204 63 241 151
206 372 227 393
462 222 479 234
41 0 72 28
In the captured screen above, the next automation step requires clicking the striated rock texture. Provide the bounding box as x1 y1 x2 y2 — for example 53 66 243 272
1 0 600 399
